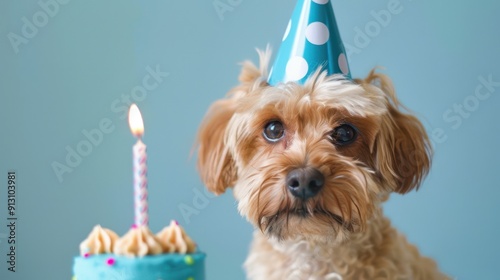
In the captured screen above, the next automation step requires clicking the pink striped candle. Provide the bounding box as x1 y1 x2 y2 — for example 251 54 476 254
128 104 149 227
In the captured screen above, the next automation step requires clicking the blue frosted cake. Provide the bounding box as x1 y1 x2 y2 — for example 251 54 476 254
72 221 205 280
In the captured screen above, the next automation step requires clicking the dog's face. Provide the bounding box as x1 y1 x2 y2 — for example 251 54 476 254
197 51 431 242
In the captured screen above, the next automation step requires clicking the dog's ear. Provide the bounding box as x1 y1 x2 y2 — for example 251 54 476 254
197 97 237 195
197 48 270 194
363 70 432 194
197 57 267 195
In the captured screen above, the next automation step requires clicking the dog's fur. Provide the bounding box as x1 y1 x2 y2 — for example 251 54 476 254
197 49 449 280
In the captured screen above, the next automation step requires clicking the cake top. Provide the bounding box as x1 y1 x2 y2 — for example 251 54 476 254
80 225 119 256
113 226 164 257
80 221 197 258
157 220 197 254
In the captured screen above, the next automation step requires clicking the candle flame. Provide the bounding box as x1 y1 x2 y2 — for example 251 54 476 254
128 104 144 138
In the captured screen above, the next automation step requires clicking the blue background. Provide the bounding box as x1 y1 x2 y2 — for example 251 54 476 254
1 0 499 279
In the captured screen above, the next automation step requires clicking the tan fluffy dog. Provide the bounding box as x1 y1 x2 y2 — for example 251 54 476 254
197 49 449 280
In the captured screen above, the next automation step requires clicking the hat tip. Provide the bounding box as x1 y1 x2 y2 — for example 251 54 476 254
267 0 352 85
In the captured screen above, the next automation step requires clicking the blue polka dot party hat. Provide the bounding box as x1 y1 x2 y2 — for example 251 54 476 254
268 0 351 86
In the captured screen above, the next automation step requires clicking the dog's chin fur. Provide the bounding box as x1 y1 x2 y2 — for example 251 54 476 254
197 48 449 279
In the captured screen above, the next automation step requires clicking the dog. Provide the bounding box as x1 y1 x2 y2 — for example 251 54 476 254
197 49 449 280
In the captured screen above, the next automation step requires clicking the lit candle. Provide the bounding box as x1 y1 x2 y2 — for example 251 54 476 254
128 104 148 227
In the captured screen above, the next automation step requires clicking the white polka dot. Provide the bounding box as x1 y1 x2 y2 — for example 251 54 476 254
305 22 329 45
338 53 349 75
312 0 329 4
283 20 291 41
286 56 309 81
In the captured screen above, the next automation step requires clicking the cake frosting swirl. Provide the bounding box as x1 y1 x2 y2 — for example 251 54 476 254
113 226 165 257
79 225 119 256
74 223 205 280
156 220 197 254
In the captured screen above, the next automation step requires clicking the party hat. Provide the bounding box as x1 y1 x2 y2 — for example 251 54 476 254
268 0 351 86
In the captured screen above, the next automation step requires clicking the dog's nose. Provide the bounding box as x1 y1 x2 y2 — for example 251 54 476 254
286 167 324 200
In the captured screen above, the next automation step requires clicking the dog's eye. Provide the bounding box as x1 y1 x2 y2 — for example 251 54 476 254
330 124 357 146
263 121 285 142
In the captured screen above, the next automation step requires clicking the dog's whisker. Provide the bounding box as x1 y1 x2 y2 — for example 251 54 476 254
332 193 346 225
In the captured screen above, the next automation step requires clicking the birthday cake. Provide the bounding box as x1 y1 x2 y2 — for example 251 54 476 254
72 104 205 279
72 221 205 280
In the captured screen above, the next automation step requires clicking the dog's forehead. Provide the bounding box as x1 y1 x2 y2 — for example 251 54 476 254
244 78 387 117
